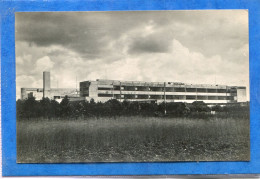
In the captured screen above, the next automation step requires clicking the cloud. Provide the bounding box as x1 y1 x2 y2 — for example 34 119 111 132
83 38 248 87
35 56 54 72
16 54 32 65
15 11 248 60
128 32 172 54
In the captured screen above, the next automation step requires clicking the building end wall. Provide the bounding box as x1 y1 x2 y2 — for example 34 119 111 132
237 88 247 102
21 88 27 100
20 88 43 100
88 82 98 102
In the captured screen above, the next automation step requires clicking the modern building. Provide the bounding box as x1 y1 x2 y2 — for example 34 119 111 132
80 79 247 104
21 71 82 102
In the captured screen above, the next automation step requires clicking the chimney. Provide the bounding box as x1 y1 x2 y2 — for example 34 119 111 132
43 71 51 98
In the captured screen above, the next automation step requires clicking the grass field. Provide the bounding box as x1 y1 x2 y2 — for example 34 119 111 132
17 116 250 163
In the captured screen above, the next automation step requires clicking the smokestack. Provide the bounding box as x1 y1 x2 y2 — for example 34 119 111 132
43 71 51 98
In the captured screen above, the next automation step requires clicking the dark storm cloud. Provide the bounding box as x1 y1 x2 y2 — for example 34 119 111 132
16 12 115 58
16 11 248 60
128 33 172 54
15 11 194 58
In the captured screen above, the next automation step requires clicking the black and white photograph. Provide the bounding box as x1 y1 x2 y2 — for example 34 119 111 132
16 10 250 163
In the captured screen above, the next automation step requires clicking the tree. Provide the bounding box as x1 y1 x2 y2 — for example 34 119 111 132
50 99 61 117
211 105 223 112
90 98 95 105
190 101 210 112
23 96 39 118
60 96 70 117
159 102 189 116
16 99 25 119
105 99 123 116
39 97 51 118
139 102 157 116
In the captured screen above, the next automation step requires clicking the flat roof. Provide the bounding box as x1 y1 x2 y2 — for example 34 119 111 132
80 79 246 89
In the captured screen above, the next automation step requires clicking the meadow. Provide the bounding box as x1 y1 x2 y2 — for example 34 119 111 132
17 116 250 163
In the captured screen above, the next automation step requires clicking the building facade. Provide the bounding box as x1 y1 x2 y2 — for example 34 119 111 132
80 79 247 104
21 71 81 102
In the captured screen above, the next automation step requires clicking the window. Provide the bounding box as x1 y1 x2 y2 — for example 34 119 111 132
197 88 207 93
98 94 113 97
186 95 196 100
207 89 217 93
98 87 113 90
174 88 185 92
217 89 227 93
186 88 196 92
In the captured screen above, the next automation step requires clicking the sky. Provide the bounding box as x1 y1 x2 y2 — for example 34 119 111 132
15 10 249 99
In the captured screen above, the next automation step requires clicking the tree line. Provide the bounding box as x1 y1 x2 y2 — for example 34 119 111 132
16 96 249 119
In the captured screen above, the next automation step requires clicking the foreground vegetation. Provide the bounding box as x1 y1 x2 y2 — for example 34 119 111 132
17 96 249 119
16 97 250 163
17 116 249 163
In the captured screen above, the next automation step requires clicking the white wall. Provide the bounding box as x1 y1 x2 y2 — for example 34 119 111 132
237 88 247 102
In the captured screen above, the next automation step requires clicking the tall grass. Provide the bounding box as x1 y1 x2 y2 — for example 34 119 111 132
17 116 249 163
